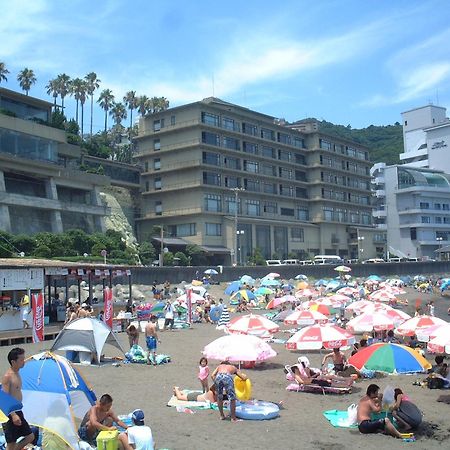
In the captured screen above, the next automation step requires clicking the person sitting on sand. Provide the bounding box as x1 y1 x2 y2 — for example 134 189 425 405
291 356 353 387
172 385 217 403
390 388 421 431
118 409 154 450
322 348 347 373
357 384 403 438
211 361 247 422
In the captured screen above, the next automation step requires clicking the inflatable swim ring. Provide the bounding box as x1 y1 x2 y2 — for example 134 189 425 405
234 377 252 401
209 307 221 322
235 401 279 420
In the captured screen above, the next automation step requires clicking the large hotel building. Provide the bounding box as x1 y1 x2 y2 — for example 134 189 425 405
134 97 377 265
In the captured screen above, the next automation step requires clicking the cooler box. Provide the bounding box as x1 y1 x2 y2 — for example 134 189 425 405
96 430 119 450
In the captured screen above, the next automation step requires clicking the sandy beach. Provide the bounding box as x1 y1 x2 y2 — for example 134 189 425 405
1 284 450 450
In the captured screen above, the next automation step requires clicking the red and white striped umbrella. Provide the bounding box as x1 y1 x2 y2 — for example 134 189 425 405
295 288 319 299
379 283 406 295
283 309 329 326
416 323 450 342
227 314 279 337
382 307 411 324
266 295 296 310
427 330 450 354
285 324 355 350
345 300 373 313
396 315 448 337
328 294 352 306
337 287 359 296
347 311 396 333
369 289 397 302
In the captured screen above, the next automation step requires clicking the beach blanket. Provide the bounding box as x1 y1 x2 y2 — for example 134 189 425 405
323 410 393 428
286 383 351 395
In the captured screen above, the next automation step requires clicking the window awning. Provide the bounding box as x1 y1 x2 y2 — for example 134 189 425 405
200 245 232 254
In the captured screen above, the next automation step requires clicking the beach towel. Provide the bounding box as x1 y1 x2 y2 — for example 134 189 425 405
286 383 351 395
167 390 211 410
323 410 393 428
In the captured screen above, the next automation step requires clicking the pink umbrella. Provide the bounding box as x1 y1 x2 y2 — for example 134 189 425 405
203 334 277 362
295 288 319 299
347 311 396 333
284 309 328 326
417 323 450 342
285 324 355 350
227 314 280 337
265 272 281 278
345 300 373 313
266 295 296 310
369 289 397 302
379 283 406 295
427 331 450 354
337 287 359 296
327 294 351 307
396 315 448 337
383 308 411 324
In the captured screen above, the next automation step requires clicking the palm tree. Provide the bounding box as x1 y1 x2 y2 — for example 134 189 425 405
45 78 59 108
97 89 115 132
78 81 88 138
17 68 36 95
85 72 101 138
55 73 71 111
70 78 85 125
110 102 127 127
0 62 9 84
123 91 137 130
137 95 150 116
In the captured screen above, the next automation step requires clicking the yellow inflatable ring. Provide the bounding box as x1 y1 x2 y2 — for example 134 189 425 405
234 377 252 401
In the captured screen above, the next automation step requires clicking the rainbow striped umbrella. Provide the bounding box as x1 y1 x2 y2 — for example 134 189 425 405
348 343 431 374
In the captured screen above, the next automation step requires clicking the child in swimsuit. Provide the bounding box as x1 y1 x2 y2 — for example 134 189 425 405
198 357 210 392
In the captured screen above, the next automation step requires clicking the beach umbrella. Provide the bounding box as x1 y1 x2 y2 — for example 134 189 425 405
348 343 432 374
345 300 373 313
346 311 396 333
265 272 281 278
260 278 281 287
368 289 397 302
295 288 319 298
285 324 355 350
228 314 280 337
334 265 352 273
204 268 218 275
191 279 203 286
203 334 276 362
254 287 274 296
416 323 450 342
272 309 293 322
309 303 331 316
367 275 382 281
177 292 204 303
217 305 231 328
382 308 411 324
325 280 341 290
427 331 450 354
337 286 359 296
230 289 256 302
225 281 241 295
150 302 165 313
240 275 255 285
295 274 308 280
314 279 328 286
0 390 23 423
266 295 296 310
395 315 448 337
296 281 309 290
282 283 294 291
328 294 352 305
284 310 328 326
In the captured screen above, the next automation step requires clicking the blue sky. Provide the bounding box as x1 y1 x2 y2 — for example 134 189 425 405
1 0 449 132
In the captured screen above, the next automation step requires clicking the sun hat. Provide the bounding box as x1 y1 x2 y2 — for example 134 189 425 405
131 409 145 425
298 356 310 368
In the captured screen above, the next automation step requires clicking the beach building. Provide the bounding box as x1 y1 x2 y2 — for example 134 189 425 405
134 97 378 264
0 87 110 234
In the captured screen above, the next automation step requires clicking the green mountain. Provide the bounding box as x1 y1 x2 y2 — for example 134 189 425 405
317 120 403 165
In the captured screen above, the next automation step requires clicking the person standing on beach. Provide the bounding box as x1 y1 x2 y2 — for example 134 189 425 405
198 357 210 392
163 300 175 331
2 347 35 450
145 316 160 365
211 361 247 422
20 295 30 329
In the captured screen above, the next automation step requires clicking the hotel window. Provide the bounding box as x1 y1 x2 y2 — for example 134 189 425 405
203 171 221 186
434 203 441 210
169 223 196 237
263 201 277 214
280 207 295 217
297 207 309 221
420 202 429 209
323 207 333 221
278 132 291 145
244 160 259 173
202 131 220 146
443 217 450 224
153 119 164 131
279 167 292 179
347 146 357 158
224 176 240 188
435 217 442 224
293 137 304 148
155 200 162 215
144 161 149 172
202 151 221 166
295 170 306 181
222 117 238 131
261 164 276 176
223 156 240 170
154 177 162 190
361 213 371 225
320 139 332 150
205 223 222 236
279 184 294 197
278 150 291 162
263 183 277 194
291 227 304 241
153 158 160 170
443 204 450 211
153 139 160 151
296 187 308 198
225 196 239 214
204 194 222 212
170 115 176 125
145 181 149 191
201 111 219 126
246 199 260 216
261 146 275 158
242 122 257 136
334 144 344 153
223 135 240 150
244 178 260 192
243 141 258 154
261 127 275 140
295 153 306 165
350 212 359 223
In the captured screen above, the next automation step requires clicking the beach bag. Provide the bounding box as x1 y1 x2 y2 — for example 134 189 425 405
427 377 445 389
382 385 395 408
347 404 358 426
397 400 422 429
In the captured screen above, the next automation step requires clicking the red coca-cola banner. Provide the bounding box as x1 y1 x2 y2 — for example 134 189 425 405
104 287 113 329
32 292 44 343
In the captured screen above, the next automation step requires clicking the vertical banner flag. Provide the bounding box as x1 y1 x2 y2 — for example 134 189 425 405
32 292 44 343
104 287 113 329
186 288 192 324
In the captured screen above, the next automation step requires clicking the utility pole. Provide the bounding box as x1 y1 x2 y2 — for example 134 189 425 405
230 187 244 266
160 225 164 267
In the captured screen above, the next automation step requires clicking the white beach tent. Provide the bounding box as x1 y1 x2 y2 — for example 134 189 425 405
50 317 125 363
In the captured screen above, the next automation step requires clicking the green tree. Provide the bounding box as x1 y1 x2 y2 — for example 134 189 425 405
97 89 115 132
174 251 189 266
17 68 36 95
34 232 67 257
123 91 137 132
248 247 266 266
11 234 36 256
139 241 156 265
63 229 91 255
185 244 206 265
163 251 174 266
85 72 101 139
110 102 127 128
70 78 85 126
137 95 150 116
50 110 66 129
55 73 71 111
0 62 9 84
45 78 59 108
82 132 112 159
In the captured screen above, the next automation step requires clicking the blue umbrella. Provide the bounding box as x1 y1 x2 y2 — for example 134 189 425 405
314 279 328 286
0 390 22 423
295 274 308 280
225 281 241 295
261 278 280 287
204 268 218 275
240 275 255 285
367 275 382 281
